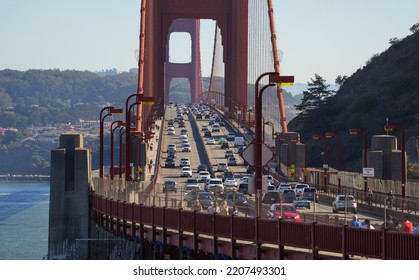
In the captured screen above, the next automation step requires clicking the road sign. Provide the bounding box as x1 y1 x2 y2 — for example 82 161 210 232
241 142 274 167
363 168 375 177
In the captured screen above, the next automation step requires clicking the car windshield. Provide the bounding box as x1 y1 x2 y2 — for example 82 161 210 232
209 180 222 184
267 192 279 198
186 179 198 183
338 196 354 201
283 190 295 195
274 205 296 212
227 193 244 200
199 193 214 200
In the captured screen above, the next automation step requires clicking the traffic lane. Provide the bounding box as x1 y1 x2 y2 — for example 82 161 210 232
195 118 247 176
157 109 208 202
256 197 386 226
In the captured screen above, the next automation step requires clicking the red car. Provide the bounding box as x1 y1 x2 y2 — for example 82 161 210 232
268 203 301 222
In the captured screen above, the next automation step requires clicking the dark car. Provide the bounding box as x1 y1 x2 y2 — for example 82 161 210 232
163 180 178 192
204 131 212 137
220 142 229 149
197 192 216 210
237 183 249 194
301 187 319 202
226 192 248 213
224 150 234 158
165 158 175 168
196 114 202 119
222 171 234 181
262 191 281 205
282 189 296 203
227 156 237 166
197 164 208 172
167 150 177 158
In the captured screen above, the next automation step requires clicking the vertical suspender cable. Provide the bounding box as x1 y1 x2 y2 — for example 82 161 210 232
136 0 147 131
267 0 288 133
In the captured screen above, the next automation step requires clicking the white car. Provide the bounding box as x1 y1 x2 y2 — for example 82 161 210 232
211 124 220 132
278 183 292 192
179 157 191 167
179 134 188 140
205 178 224 195
224 177 238 187
263 175 274 185
295 184 309 196
184 178 200 188
217 162 228 172
197 171 211 182
181 167 193 177
167 143 177 152
181 143 191 152
207 138 216 145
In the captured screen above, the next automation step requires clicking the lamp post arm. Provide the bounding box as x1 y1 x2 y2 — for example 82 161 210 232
99 106 114 178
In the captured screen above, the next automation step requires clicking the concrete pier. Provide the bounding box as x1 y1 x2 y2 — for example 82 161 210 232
48 133 91 259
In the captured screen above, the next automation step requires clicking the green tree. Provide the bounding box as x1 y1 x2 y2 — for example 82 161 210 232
294 74 334 114
0 90 13 109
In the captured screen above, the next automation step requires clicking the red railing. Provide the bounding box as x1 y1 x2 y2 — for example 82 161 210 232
91 194 419 259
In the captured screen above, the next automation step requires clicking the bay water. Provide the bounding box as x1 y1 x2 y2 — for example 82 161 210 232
0 181 50 260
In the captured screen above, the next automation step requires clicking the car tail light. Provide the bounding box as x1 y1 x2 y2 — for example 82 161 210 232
274 211 281 217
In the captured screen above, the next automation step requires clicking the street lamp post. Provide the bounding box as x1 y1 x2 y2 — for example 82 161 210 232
119 127 126 180
255 72 294 217
384 123 406 198
264 121 275 146
99 106 123 178
349 128 368 192
110 121 124 180
247 106 253 130
125 93 154 181
313 134 328 189
325 132 342 192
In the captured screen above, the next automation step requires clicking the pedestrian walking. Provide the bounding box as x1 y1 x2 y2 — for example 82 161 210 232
362 219 375 229
366 188 373 205
381 215 396 231
148 163 152 173
400 215 413 233
149 143 153 151
350 215 363 228
209 202 220 214
220 200 229 215
192 200 203 212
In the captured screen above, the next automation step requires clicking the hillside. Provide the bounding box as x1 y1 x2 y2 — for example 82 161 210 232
289 31 419 172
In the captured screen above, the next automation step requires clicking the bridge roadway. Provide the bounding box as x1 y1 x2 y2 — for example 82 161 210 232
152 105 388 228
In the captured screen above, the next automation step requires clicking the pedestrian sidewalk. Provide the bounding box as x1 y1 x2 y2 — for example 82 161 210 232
143 119 162 184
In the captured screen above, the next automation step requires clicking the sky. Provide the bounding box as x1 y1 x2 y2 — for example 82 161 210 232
1 0 418 83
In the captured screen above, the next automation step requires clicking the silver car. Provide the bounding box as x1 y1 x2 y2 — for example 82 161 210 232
332 195 357 213
163 180 178 193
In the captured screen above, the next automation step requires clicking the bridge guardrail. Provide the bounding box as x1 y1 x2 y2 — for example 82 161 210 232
91 192 419 260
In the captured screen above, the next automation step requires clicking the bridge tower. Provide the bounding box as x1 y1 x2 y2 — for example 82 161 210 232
165 19 202 103
143 0 248 113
